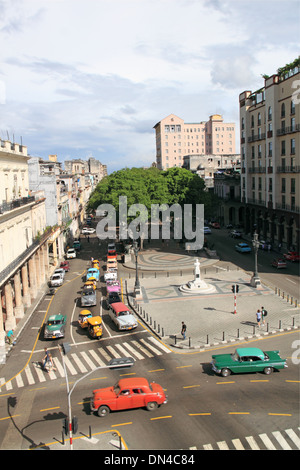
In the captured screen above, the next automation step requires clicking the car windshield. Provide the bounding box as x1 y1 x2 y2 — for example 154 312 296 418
119 311 130 316
232 352 240 361
114 383 121 394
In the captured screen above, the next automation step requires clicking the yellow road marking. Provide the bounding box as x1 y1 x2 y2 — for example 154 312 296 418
148 369 165 372
228 412 250 415
0 415 20 421
111 422 133 427
268 413 292 416
40 406 60 412
216 381 235 384
150 416 172 421
176 365 192 369
189 413 211 416
183 385 201 389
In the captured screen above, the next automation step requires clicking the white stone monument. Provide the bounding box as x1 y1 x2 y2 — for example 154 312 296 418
179 258 216 294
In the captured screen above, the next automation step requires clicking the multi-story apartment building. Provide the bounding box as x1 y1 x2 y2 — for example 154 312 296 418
239 58 300 250
64 157 107 183
0 140 49 361
154 114 236 170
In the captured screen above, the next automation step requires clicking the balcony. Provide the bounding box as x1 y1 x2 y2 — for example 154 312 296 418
0 196 35 215
277 166 300 173
276 124 300 136
275 202 300 214
247 133 266 143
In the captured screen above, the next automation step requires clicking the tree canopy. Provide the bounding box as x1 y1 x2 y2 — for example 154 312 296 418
87 166 218 217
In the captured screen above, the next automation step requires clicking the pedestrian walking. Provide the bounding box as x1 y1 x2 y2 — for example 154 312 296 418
261 306 268 325
42 348 55 372
256 309 262 328
6 329 15 345
87 235 90 243
181 321 187 340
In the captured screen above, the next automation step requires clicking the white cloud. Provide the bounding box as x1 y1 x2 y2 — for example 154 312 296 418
0 0 299 172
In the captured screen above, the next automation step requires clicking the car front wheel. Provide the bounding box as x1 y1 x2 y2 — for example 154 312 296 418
97 405 110 417
263 367 273 375
221 368 231 377
146 401 158 411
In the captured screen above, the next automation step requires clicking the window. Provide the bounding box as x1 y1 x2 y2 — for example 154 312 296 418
281 178 286 193
291 178 296 194
281 103 285 118
291 100 295 115
281 140 286 156
291 138 295 155
268 106 272 120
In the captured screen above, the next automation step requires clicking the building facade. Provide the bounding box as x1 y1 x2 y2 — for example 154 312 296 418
239 60 300 250
154 114 236 170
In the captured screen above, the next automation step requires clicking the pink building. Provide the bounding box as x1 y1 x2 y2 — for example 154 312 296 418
154 114 236 170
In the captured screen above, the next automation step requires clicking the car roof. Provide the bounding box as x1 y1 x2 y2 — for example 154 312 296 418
118 377 149 389
48 314 64 321
236 347 264 358
111 302 129 312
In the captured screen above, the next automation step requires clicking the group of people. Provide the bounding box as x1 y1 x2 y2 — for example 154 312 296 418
255 306 268 328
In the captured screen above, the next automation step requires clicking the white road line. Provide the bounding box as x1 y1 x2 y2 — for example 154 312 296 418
53 357 65 377
15 374 24 388
106 346 121 358
63 355 78 375
285 429 300 449
33 364 46 383
131 340 153 358
24 365 35 385
70 301 77 345
232 438 245 450
71 353 88 373
203 444 213 450
147 336 172 353
121 342 144 360
97 348 111 362
245 436 260 450
89 349 106 367
115 343 134 359
217 441 229 450
259 433 277 450
140 338 162 355
272 431 292 450
80 351 97 370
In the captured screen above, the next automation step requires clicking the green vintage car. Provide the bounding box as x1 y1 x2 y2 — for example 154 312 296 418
211 347 287 377
44 314 67 339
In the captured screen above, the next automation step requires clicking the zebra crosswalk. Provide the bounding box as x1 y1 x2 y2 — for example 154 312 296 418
0 336 171 392
199 427 300 450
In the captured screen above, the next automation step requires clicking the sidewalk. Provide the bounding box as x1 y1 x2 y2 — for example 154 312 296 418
122 244 300 350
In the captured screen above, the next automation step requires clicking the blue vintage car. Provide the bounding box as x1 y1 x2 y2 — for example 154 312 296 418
235 242 251 253
86 267 100 281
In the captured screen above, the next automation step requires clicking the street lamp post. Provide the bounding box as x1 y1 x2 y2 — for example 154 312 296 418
133 240 141 297
250 231 261 287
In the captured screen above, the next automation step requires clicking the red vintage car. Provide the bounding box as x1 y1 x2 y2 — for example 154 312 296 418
91 377 167 417
283 251 300 262
60 261 70 272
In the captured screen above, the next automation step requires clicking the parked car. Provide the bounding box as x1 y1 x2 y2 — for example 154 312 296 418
66 248 76 259
235 242 251 253
211 222 221 229
81 287 97 307
53 268 65 279
86 267 100 281
44 314 67 339
283 251 300 262
211 347 287 377
60 261 70 272
109 302 138 331
203 226 211 234
50 274 63 287
82 227 96 234
91 377 168 417
271 258 287 269
73 240 81 251
230 230 242 238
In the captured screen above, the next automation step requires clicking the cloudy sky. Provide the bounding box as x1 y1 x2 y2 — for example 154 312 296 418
1 0 299 173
